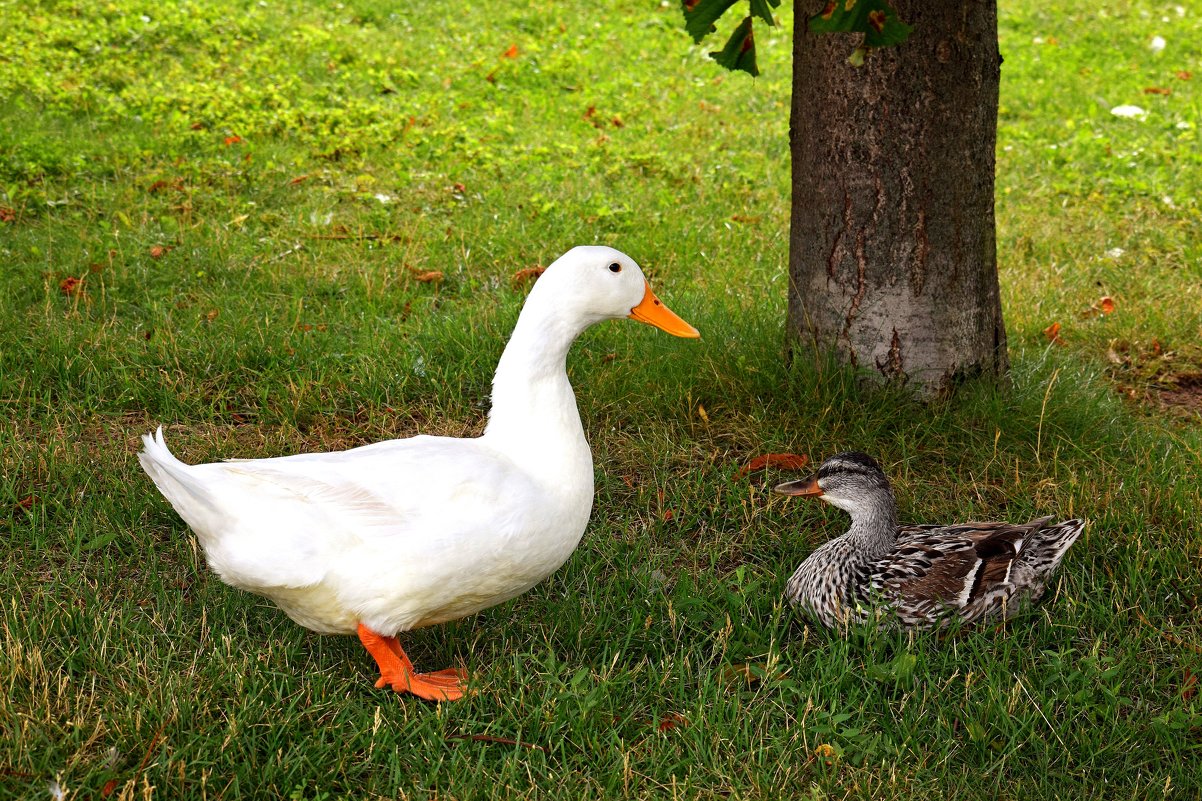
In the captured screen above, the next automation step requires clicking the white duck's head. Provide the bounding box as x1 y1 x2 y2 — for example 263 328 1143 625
526 246 700 339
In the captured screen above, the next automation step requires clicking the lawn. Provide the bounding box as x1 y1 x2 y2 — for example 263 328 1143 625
2 0 1200 798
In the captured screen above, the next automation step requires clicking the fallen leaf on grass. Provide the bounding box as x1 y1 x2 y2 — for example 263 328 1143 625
511 266 545 285
1080 296 1117 318
1176 71 1192 80
657 712 688 732
289 174 309 185
1183 669 1198 701
730 214 761 224
409 268 444 283
1143 86 1172 95
502 44 519 58
224 135 242 146
721 662 781 687
149 245 173 259
1042 321 1064 345
696 403 709 424
447 733 546 752
59 276 83 295
204 309 219 322
0 206 15 222
15 495 37 512
735 452 809 479
101 779 118 797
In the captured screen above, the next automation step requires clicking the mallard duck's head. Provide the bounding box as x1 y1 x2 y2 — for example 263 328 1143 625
774 451 894 517
534 246 699 338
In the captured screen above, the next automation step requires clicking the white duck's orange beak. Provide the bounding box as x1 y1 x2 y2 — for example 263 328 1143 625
628 282 700 339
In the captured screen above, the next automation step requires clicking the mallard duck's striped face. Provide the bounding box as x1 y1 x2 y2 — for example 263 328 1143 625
775 451 893 516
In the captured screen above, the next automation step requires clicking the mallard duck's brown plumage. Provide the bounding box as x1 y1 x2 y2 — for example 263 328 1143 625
775 452 1082 629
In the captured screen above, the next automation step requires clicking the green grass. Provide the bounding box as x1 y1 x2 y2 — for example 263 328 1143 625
2 0 1200 798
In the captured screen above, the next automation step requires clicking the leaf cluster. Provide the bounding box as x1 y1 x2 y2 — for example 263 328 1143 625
679 0 913 75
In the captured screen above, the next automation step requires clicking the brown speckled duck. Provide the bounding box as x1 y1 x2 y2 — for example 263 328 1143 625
774 452 1083 630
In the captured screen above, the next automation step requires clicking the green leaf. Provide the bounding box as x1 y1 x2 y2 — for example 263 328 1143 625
748 0 780 27
808 0 913 48
81 531 121 552
709 15 759 76
680 0 740 44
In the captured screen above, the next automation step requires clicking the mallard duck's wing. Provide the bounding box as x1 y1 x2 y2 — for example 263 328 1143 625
867 518 1057 625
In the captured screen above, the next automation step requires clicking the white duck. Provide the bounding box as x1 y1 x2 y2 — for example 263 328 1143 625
139 246 698 701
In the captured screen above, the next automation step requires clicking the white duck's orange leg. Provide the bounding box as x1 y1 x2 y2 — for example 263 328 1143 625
356 623 467 701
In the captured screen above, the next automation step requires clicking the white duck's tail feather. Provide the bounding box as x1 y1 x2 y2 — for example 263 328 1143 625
138 427 220 522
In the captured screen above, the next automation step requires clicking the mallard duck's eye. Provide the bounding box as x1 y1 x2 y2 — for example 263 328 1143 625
608 262 622 273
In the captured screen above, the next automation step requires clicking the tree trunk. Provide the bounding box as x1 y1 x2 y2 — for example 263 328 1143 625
787 1 1008 395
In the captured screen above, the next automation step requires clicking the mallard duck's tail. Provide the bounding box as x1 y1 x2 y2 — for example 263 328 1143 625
1013 518 1084 599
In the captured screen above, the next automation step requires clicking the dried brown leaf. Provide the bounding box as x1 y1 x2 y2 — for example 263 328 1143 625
447 733 546 752
1183 669 1198 701
59 276 83 295
736 452 809 479
410 269 444 284
1042 321 1064 345
511 266 546 285
657 712 688 732
721 662 780 687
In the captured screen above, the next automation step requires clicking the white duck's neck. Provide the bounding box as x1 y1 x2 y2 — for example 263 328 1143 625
481 292 593 477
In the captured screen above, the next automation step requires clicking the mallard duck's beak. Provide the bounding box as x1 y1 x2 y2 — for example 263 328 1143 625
774 475 823 497
628 282 700 338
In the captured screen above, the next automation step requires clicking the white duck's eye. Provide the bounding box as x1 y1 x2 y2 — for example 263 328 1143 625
607 262 622 273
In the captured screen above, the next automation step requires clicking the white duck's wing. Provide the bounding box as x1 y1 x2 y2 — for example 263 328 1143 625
140 431 539 591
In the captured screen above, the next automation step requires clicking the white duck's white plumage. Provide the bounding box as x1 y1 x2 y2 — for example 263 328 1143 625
139 246 698 699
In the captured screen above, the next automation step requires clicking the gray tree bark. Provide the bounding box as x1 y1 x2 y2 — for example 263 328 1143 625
787 1 1008 395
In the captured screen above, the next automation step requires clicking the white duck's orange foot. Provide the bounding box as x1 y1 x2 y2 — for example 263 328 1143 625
357 623 468 702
